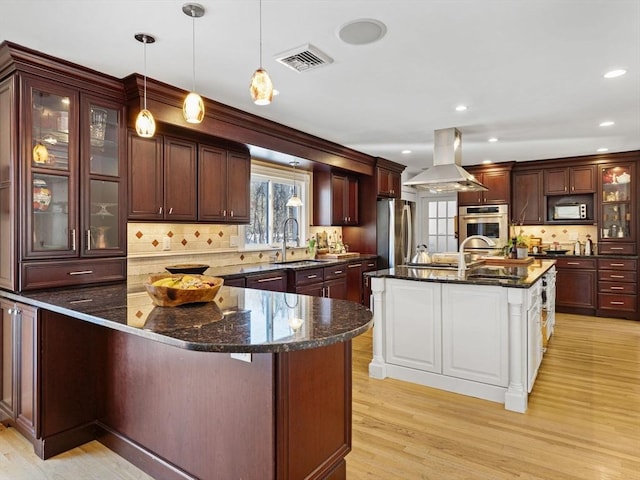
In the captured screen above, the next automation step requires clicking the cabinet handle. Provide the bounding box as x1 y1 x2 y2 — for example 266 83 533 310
69 298 93 304
609 301 625 305
610 275 625 279
609 247 624 250
334 270 343 274
159 207 163 214
230 210 234 217
609 286 625 290
348 263 362 269
86 230 92 251
610 263 625 267
71 229 76 251
223 209 227 217
566 262 580 265
68 270 94 275
326 286 330 297
307 274 318 279
7 306 21 315
256 276 283 283
168 207 173 215
367 263 375 267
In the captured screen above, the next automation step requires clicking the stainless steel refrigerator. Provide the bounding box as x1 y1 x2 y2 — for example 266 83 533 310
376 198 415 269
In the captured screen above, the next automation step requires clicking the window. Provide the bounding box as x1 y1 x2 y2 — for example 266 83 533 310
242 163 309 249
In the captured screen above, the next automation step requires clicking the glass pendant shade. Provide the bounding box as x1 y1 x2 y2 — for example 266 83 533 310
286 193 303 207
135 108 156 138
183 92 205 123
250 68 273 105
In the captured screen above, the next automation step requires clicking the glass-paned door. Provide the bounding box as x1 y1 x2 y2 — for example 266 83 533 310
26 80 77 258
419 193 457 253
601 165 632 239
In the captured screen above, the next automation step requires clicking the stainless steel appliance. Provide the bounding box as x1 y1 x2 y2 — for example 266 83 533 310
458 204 509 250
376 199 415 269
553 203 587 220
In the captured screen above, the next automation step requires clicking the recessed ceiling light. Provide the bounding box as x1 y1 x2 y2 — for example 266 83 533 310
597 147 609 153
604 69 627 79
488 137 498 143
401 149 412 154
455 105 468 112
482 159 493 164
599 121 615 127
338 19 387 45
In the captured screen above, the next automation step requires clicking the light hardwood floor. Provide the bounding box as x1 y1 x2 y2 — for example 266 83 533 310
1 313 639 480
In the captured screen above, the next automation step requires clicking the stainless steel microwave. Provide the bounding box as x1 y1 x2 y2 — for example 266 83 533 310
553 203 587 220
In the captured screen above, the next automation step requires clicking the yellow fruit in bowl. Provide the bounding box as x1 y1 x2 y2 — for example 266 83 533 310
144 274 224 307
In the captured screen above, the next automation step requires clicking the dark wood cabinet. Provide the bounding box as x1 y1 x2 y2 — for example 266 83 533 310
555 258 597 314
128 133 197 221
198 145 251 223
598 163 636 255
361 259 378 308
544 165 596 195
323 265 348 300
245 271 287 292
288 265 347 299
314 171 359 226
376 166 401 198
346 258 378 305
597 258 637 319
0 46 127 291
224 277 246 288
458 166 511 206
512 170 544 224
0 300 39 443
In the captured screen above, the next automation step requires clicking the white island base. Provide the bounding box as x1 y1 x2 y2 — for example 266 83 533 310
368 273 554 413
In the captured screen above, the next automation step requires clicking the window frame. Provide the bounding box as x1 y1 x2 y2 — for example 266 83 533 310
239 162 310 250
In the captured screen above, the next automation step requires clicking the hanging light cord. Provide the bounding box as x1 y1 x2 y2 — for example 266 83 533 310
142 37 148 110
191 12 196 91
258 0 263 67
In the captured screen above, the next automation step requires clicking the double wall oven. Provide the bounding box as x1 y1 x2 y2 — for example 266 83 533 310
458 204 509 250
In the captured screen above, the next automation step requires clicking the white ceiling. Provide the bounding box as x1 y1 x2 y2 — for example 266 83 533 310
1 0 639 176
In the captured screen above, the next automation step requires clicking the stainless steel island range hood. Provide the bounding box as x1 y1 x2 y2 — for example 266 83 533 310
404 127 487 193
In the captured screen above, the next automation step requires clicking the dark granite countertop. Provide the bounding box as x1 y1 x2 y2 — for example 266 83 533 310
531 252 637 260
365 259 557 288
0 280 373 354
204 254 378 279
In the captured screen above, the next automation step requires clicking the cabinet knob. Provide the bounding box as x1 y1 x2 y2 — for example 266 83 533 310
230 210 234 217
87 230 92 251
223 209 227 217
71 229 76 251
168 207 173 215
159 207 163 214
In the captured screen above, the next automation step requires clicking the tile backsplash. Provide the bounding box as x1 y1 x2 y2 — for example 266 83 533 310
127 223 342 275
515 224 598 250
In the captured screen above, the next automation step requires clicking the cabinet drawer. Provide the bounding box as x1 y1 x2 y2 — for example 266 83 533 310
597 258 637 271
21 258 126 291
598 270 637 283
292 268 324 286
245 272 286 292
224 277 246 288
324 265 347 280
598 293 637 312
598 282 637 295
555 258 597 269
597 243 636 255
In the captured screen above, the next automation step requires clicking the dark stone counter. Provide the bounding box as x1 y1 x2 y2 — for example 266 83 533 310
0 280 373 353
366 259 556 288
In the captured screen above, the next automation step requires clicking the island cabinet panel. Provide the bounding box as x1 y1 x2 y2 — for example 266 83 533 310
384 280 442 373
441 284 509 387
512 170 544 224
101 330 276 480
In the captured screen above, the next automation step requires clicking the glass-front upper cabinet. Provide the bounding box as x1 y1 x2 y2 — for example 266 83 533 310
82 97 125 256
27 79 78 258
25 77 125 259
600 164 633 241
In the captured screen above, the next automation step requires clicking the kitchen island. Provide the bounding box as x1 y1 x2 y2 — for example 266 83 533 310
0 281 372 480
366 259 556 413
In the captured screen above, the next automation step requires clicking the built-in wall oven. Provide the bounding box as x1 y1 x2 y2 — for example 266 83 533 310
458 204 509 249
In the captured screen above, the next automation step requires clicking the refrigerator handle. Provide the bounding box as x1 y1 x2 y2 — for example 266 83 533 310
401 204 412 264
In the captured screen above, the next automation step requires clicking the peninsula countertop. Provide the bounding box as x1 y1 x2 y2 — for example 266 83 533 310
0 280 373 353
365 258 556 288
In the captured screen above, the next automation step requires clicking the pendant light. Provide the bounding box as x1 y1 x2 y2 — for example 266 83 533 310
249 0 274 105
286 160 303 207
134 33 156 138
182 3 205 123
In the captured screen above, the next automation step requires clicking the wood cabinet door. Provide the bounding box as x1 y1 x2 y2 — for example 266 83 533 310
0 299 16 419
458 184 482 206
346 262 363 303
331 174 347 225
346 176 359 224
163 137 197 221
127 133 163 220
198 145 227 222
226 151 251 223
482 170 510 204
570 165 596 193
512 171 543 224
556 269 596 309
324 277 347 300
544 168 569 195
295 283 325 297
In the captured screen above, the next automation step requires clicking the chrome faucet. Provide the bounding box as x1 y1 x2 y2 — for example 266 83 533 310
458 235 496 277
282 217 299 262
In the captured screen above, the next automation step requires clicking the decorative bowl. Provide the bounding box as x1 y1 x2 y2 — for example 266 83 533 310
165 264 209 274
144 274 224 307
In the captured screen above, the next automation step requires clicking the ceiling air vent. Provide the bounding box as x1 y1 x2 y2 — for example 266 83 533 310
275 44 333 73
